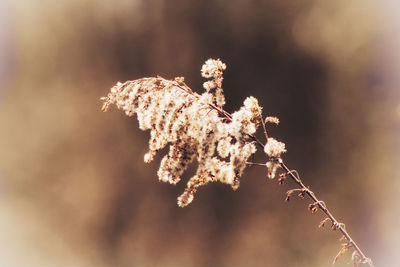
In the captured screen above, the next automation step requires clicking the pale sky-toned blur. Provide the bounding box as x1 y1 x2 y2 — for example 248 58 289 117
0 1 399 266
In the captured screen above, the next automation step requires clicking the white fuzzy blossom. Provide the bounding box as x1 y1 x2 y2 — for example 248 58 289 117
201 58 226 81
101 59 265 207
264 137 286 158
201 58 226 108
264 137 286 179
265 116 280 125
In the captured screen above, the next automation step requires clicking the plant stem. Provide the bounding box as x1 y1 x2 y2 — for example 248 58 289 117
154 76 374 266
278 158 374 267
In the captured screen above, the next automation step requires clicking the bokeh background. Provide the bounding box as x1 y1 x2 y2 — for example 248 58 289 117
0 0 399 266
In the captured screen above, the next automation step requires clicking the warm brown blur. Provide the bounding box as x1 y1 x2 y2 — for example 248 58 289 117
0 0 399 266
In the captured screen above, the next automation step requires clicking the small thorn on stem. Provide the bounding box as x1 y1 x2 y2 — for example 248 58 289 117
309 203 318 213
308 200 326 213
319 217 331 228
285 188 308 202
351 251 362 267
278 173 286 185
332 222 346 231
333 243 353 265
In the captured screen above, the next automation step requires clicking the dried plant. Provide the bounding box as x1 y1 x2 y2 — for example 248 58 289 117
101 59 374 266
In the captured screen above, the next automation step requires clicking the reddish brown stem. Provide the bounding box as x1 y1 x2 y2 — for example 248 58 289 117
278 158 374 267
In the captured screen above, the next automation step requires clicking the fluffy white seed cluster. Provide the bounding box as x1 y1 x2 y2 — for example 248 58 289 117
201 58 226 108
101 59 261 207
264 137 286 179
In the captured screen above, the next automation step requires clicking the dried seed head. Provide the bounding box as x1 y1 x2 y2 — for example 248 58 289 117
201 58 226 80
201 58 226 108
264 137 286 158
265 116 280 125
101 59 265 207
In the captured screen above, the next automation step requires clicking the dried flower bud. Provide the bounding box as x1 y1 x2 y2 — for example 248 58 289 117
201 58 226 108
264 137 286 158
266 161 280 179
265 116 280 125
201 58 226 79
203 80 217 91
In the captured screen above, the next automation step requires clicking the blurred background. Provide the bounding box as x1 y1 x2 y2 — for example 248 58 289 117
0 0 399 266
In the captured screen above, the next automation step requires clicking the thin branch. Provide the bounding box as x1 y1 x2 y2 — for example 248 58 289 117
278 158 374 267
246 162 267 167
258 106 269 141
